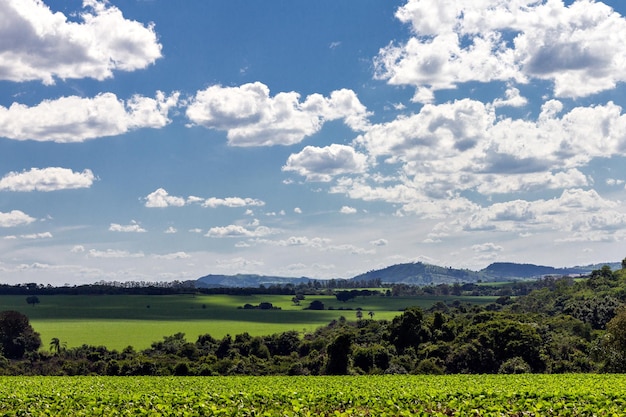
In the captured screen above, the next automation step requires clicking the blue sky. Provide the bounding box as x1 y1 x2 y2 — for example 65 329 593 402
1 0 626 285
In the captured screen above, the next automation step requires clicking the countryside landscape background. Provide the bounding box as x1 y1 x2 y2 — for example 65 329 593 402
3 0 626 413
1 258 626 376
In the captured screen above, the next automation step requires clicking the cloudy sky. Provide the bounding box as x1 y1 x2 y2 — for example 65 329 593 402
2 0 626 285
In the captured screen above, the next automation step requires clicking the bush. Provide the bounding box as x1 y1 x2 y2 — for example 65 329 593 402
499 357 531 374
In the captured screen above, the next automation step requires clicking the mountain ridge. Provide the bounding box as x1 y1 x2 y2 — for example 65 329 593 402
195 260 621 288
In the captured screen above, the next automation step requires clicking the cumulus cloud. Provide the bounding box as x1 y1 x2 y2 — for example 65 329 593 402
283 144 368 182
254 236 331 248
71 245 85 253
0 167 95 192
109 221 146 233
493 87 528 108
144 188 186 208
0 210 36 227
252 235 374 255
186 82 370 146
472 243 503 253
17 232 53 240
0 0 162 84
144 188 265 209
462 189 626 235
375 0 626 98
343 98 626 205
202 197 265 208
88 249 145 258
370 238 388 247
205 224 274 238
153 252 191 260
0 92 179 142
340 206 357 214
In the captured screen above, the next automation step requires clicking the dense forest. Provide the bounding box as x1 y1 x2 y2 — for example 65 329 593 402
1 261 626 376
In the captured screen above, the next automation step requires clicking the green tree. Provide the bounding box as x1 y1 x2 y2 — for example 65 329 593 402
388 307 430 353
26 296 40 307
0 310 41 359
307 300 324 310
325 334 352 375
600 307 626 372
49 337 66 354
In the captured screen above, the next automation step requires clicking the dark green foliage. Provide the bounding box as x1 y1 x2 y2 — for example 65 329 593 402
26 296 40 307
0 311 41 359
499 357 531 374
325 334 352 375
388 307 430 353
307 300 324 310
336 291 358 303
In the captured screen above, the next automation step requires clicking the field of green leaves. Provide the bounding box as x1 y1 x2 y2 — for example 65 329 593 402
1 374 625 416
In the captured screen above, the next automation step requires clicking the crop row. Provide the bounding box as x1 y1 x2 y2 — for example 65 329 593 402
1 374 625 416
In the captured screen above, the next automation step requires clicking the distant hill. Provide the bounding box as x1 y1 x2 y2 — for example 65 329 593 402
350 262 488 285
195 261 621 288
479 262 589 279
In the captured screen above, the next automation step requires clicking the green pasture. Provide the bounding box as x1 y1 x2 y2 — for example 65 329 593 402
0 293 499 350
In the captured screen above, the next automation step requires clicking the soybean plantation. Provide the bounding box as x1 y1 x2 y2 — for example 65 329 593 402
1 374 625 416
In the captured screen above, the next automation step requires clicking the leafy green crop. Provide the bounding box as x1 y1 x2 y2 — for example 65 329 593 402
0 374 625 416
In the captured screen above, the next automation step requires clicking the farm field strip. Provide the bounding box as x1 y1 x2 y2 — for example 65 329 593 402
0 294 499 350
1 374 625 416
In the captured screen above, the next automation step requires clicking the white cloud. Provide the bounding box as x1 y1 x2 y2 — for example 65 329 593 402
294 207 302 214
71 245 85 253
205 224 274 238
607 178 625 186
88 249 145 258
0 210 36 227
472 243 503 253
144 189 265 209
375 0 626 98
252 235 374 255
0 0 162 84
18 232 53 240
164 226 177 234
202 197 265 208
340 206 357 214
0 92 179 142
344 98 626 205
254 236 331 248
462 189 626 235
493 87 528 108
370 238 388 247
283 144 368 182
144 188 186 208
186 82 370 146
109 221 146 233
153 252 191 260
0 167 95 192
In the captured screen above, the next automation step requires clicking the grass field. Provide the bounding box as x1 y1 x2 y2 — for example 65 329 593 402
1 374 625 416
0 293 499 350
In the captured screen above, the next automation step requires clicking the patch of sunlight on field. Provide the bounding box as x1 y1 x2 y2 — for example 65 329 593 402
31 318 339 351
